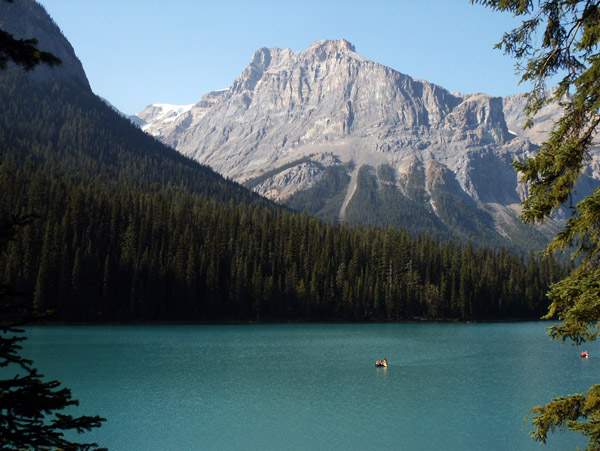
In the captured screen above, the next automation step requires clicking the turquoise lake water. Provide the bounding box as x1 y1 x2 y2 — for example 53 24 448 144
21 322 600 450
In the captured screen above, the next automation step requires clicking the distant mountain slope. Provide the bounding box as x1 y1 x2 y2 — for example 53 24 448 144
0 1 567 324
0 0 266 207
138 39 600 252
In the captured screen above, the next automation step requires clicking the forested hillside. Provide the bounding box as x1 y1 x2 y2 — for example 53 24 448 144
0 70 263 206
1 163 565 322
0 71 568 322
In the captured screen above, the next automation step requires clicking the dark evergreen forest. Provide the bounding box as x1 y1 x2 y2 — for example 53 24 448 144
0 73 568 322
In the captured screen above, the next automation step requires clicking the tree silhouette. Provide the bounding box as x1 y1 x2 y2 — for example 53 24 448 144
0 1 104 448
0 0 61 71
0 306 105 450
473 1 600 448
0 216 106 450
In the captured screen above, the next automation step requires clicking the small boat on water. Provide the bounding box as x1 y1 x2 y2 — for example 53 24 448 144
375 359 388 367
581 350 590 358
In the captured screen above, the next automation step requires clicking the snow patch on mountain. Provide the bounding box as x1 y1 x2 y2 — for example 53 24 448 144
138 103 195 135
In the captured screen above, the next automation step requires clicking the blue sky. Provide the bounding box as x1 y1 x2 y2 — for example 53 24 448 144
39 0 527 115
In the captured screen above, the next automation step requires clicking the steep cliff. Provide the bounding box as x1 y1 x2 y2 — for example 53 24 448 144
0 0 89 88
138 39 595 251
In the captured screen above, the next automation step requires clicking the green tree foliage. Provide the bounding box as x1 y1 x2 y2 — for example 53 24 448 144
0 160 566 323
0 309 106 450
286 162 352 223
0 0 61 71
0 70 567 324
472 0 600 448
0 8 103 448
1 219 105 450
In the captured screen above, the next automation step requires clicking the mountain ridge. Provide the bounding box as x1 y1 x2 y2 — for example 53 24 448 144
138 39 594 251
0 3 567 323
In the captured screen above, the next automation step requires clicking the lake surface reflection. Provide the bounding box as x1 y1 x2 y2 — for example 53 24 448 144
23 323 599 450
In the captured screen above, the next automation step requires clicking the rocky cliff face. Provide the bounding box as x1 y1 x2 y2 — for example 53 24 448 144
0 0 90 88
502 93 563 145
138 39 597 251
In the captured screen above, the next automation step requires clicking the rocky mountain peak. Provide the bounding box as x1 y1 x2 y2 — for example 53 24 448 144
250 47 273 69
307 39 357 56
137 40 597 251
138 40 519 183
232 47 273 93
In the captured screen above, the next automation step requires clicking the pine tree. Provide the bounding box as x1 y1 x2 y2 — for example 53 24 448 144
0 8 104 447
473 1 600 448
0 315 105 450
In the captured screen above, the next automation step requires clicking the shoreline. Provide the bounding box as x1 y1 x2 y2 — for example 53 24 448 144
30 317 552 327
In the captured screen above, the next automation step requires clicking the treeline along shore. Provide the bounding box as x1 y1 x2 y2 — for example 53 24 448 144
0 75 567 324
0 165 566 323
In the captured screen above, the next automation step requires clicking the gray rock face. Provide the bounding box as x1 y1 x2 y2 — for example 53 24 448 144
255 161 325 201
0 0 90 88
138 39 595 251
502 93 563 145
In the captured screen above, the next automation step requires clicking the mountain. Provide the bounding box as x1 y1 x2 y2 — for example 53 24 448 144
0 1 565 323
138 39 600 252
0 0 264 206
0 0 89 88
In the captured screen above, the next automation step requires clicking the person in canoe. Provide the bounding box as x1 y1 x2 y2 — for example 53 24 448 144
375 359 388 367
